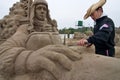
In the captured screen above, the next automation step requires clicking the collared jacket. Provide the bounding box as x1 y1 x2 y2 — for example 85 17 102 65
87 16 115 57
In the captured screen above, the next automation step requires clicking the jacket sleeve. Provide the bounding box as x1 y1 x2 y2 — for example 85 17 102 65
87 22 113 45
0 25 33 76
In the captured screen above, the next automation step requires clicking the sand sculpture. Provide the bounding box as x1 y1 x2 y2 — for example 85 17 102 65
0 0 120 80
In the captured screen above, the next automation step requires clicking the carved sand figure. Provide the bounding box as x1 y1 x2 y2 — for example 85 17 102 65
0 0 120 80
0 8 26 39
0 0 81 80
0 0 33 40
0 2 25 39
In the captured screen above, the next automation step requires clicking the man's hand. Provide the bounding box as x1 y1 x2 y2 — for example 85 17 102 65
78 38 88 46
78 39 92 47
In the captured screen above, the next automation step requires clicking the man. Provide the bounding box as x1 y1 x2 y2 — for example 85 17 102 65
78 0 115 57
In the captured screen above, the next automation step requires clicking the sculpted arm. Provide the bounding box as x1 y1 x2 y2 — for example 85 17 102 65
0 25 31 76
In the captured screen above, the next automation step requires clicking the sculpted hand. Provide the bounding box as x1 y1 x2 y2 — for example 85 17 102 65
26 45 81 73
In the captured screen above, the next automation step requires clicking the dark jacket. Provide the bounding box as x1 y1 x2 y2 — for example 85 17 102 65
87 16 115 57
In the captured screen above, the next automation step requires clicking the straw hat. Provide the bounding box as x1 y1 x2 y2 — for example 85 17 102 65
84 0 106 20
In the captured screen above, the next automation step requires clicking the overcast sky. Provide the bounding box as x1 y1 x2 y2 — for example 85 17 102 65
0 0 120 29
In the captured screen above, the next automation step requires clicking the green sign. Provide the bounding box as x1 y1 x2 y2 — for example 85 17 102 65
78 20 83 26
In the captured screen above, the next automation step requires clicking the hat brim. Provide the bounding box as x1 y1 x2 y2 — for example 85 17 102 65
84 0 106 20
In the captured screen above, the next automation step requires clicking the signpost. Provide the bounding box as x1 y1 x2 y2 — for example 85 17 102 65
78 20 83 26
77 20 83 32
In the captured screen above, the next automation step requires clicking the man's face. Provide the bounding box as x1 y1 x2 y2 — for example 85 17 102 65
90 8 102 21
35 4 47 21
90 10 99 21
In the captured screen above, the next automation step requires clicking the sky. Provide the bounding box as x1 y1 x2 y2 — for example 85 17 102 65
0 0 120 29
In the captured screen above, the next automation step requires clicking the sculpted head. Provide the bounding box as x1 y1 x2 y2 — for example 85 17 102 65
30 0 49 21
28 0 59 32
29 0 54 31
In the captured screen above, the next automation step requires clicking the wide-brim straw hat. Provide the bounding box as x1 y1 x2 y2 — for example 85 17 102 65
84 0 106 20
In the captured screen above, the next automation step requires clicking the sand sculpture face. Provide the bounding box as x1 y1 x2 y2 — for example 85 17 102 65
29 0 53 32
35 4 47 21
